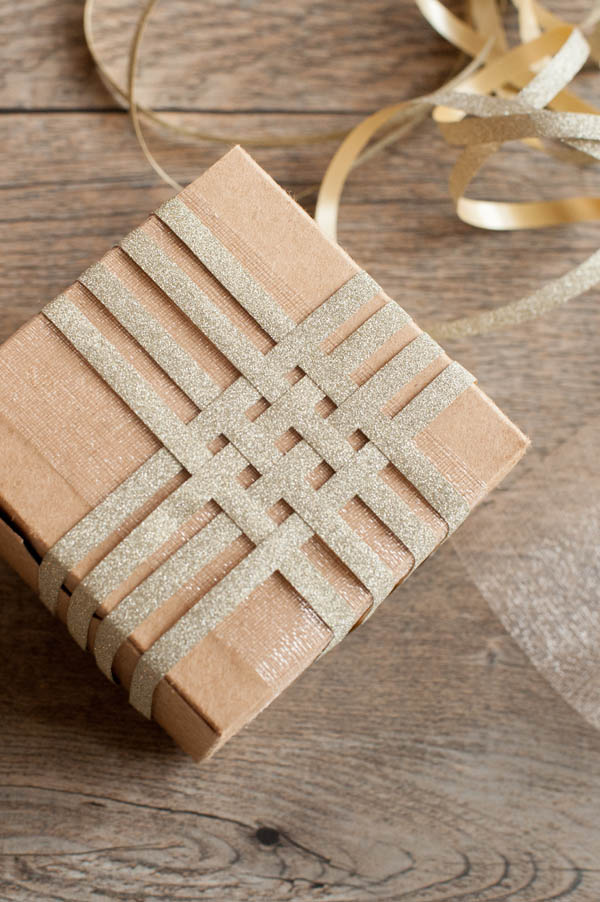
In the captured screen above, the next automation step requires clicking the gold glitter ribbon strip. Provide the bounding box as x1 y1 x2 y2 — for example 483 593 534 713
41 201 474 717
38 449 181 615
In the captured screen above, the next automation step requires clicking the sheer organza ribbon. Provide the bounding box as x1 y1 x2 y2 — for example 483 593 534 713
82 0 600 731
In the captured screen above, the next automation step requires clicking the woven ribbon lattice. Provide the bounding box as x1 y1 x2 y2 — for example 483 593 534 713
39 195 474 718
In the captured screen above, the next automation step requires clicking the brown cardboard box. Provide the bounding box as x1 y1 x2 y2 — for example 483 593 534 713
0 147 528 759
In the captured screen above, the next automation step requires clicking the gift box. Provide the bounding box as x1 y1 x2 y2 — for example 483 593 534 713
0 146 528 759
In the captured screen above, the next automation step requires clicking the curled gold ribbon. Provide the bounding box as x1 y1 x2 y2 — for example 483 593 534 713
316 8 600 337
83 0 351 161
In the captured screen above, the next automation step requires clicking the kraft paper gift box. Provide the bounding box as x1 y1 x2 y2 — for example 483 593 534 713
0 147 528 760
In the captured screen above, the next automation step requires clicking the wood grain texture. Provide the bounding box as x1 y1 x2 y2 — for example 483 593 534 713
1 1 600 899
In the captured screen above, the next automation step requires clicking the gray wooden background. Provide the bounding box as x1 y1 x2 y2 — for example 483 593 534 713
1 1 600 899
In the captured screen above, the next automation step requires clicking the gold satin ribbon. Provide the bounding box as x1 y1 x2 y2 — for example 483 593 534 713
83 0 600 338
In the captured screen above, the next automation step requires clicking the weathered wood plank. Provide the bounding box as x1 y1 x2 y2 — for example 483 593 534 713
0 0 457 111
0 1 590 112
2 543 600 899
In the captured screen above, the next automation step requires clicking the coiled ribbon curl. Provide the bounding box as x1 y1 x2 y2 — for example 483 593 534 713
83 0 600 339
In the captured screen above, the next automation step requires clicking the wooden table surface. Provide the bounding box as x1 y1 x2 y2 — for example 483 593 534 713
1 2 600 899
